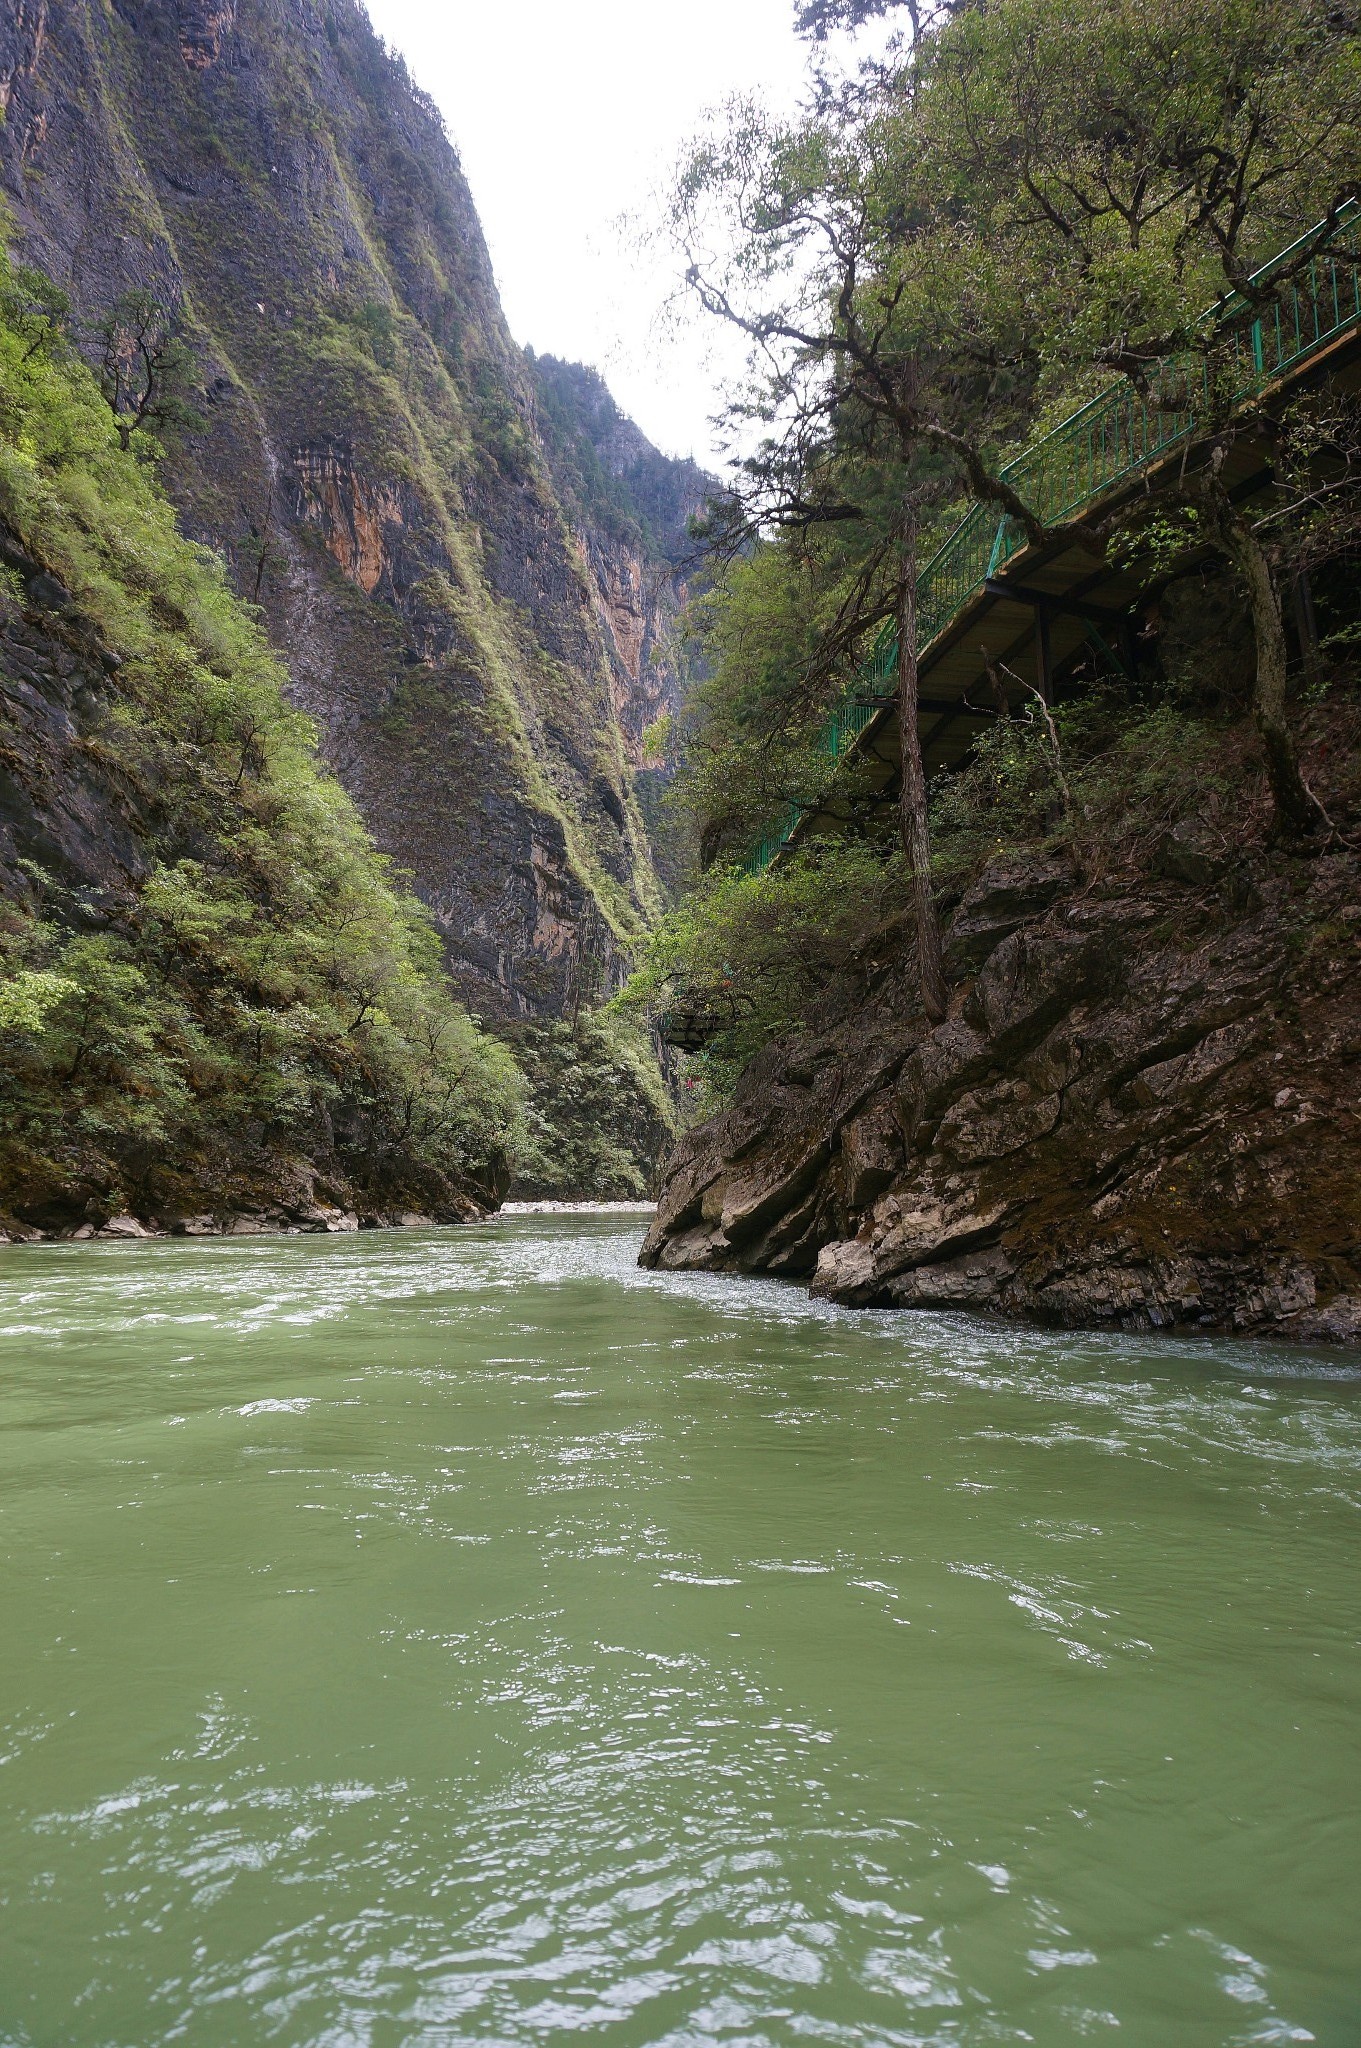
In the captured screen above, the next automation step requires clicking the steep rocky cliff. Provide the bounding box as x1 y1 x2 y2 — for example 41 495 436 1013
531 354 709 765
642 718 1361 1347
0 281 527 1238
0 0 705 1017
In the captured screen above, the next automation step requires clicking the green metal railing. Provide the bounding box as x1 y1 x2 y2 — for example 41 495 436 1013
743 208 1361 877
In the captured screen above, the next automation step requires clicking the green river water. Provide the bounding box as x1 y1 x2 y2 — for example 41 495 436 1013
1 1215 1358 2047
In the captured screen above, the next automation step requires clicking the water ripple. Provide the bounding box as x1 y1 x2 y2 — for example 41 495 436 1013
0 1216 1356 2046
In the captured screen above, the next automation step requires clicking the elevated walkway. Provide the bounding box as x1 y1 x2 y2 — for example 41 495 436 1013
745 212 1361 875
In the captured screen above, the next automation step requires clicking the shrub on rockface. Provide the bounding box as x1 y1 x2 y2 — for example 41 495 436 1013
926 696 1232 892
616 843 911 1108
0 238 524 1226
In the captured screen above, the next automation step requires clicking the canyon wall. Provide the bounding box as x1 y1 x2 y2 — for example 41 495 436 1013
0 0 704 1015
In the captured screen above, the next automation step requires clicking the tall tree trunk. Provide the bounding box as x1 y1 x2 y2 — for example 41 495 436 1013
1202 460 1324 840
897 520 948 1024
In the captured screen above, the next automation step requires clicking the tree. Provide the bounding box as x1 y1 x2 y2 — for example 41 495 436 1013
0 967 77 1034
915 0 1361 834
663 0 1360 1084
0 266 69 363
794 0 944 39
91 290 204 455
668 98 1047 1017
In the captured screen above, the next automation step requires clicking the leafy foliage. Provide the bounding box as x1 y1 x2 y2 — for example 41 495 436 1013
0 967 77 1033
0 237 524 1222
916 0 1361 375
649 0 1361 1089
671 544 876 862
928 696 1229 885
795 0 908 34
506 1014 678 1200
617 841 907 1100
0 265 70 365
668 0 1360 831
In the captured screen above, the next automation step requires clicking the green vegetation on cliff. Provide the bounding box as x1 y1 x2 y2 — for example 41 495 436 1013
0 238 523 1229
506 1014 677 1201
629 0 1361 1090
529 353 710 564
0 0 704 1027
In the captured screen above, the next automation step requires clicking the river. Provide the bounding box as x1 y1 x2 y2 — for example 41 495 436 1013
1 1214 1358 2046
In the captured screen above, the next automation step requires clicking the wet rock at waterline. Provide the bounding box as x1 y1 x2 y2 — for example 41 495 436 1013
642 847 1361 1345
0 1205 487 1245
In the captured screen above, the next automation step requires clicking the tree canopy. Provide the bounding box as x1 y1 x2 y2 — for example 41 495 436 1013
635 0 1361 1059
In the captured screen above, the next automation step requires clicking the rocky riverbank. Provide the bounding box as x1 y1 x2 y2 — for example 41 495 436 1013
641 837 1361 1347
0 1200 491 1245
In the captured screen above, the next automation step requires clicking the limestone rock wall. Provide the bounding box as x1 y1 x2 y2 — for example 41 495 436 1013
529 353 710 766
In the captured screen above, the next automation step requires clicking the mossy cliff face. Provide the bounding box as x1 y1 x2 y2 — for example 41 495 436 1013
0 0 702 1016
530 354 710 764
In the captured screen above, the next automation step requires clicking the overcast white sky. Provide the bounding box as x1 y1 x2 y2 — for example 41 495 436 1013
360 0 866 470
